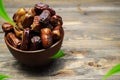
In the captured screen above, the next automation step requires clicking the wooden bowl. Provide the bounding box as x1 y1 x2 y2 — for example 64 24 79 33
4 28 64 67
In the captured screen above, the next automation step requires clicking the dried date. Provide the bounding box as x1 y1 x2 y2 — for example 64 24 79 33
34 2 49 15
20 28 31 50
41 28 53 48
31 16 41 32
22 13 34 28
30 36 42 50
39 10 51 24
6 32 21 48
52 26 62 41
50 15 63 27
2 23 14 33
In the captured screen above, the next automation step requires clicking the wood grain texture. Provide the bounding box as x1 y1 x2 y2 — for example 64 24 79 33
0 0 120 80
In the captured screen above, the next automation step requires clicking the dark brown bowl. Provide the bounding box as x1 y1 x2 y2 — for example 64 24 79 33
4 28 64 67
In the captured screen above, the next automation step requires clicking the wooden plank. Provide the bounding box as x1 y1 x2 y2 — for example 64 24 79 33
0 49 119 80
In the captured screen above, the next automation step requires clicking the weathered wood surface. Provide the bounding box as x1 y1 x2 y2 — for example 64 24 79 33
0 0 120 80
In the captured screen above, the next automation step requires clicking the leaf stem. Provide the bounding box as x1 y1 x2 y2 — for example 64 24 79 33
0 0 15 26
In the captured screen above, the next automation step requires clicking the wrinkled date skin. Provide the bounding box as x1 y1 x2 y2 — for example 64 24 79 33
34 2 56 16
13 8 27 22
22 13 34 28
46 24 54 30
13 8 27 30
28 8 36 16
13 27 23 38
31 16 41 32
20 28 31 50
30 36 42 50
34 2 49 15
52 26 62 41
50 15 63 27
6 32 21 48
39 10 51 24
41 28 53 48
47 7 56 16
2 23 14 33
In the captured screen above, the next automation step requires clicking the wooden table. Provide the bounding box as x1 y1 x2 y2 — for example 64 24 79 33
0 0 120 79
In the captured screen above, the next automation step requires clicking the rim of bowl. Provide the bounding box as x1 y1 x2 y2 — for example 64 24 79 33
4 36 62 54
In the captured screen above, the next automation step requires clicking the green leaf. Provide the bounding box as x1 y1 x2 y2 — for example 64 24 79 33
51 50 65 59
0 0 15 26
0 74 10 80
102 63 120 80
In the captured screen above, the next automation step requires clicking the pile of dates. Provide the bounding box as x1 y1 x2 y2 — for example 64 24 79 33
2 2 63 51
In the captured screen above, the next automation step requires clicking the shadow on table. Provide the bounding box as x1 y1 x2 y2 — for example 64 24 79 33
14 59 65 77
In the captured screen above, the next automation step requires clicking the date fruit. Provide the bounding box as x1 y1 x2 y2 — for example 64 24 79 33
14 27 23 38
50 15 63 27
30 36 42 50
2 23 14 33
52 26 62 41
28 8 36 16
6 32 21 48
20 28 31 50
46 7 56 16
13 8 27 22
41 28 53 48
31 16 41 32
34 2 49 15
39 10 51 24
22 13 34 28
